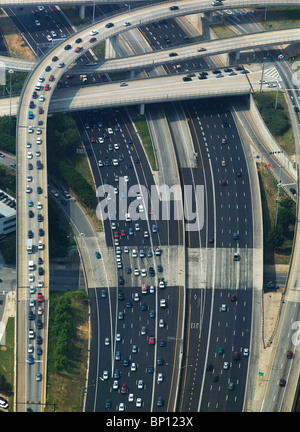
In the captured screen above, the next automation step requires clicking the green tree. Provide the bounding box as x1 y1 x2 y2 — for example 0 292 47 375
267 224 285 249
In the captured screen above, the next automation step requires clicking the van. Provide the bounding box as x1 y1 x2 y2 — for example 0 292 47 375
233 351 239 360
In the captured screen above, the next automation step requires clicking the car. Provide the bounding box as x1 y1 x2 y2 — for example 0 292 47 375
182 76 192 81
128 393 134 402
160 299 166 308
28 354 35 364
221 304 227 312
38 107 44 114
156 396 164 407
243 348 249 356
39 95 45 102
132 345 137 353
141 269 147 277
159 319 165 328
90 30 98 35
118 403 125 411
160 339 166 347
134 268 140 276
58 63 64 68
224 68 233 72
64 44 71 50
37 186 42 194
157 357 164 365
114 369 120 379
89 37 97 43
105 399 111 409
37 202 42 210
95 251 101 259
75 37 82 43
221 179 227 186
52 56 58 62
197 47 207 52
169 52 178 57
233 232 239 240
169 5 179 10
137 380 144 389
26 185 32 194
28 329 35 339
37 293 43 302
290 188 297 195
279 378 286 387
218 347 224 355
141 326 147 335
28 111 33 119
149 336 155 345
136 398 142 408
45 84 50 91
133 293 139 302
230 293 237 302
29 210 34 218
121 383 127 393
118 311 124 320
75 46 82 52
287 350 293 359
28 126 33 134
113 380 119 389
123 21 131 26
228 382 235 390
105 22 114 28
141 304 147 311
234 252 240 261
131 362 137 372
223 361 229 370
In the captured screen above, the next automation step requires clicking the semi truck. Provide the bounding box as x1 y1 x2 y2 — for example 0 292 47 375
26 239 33 254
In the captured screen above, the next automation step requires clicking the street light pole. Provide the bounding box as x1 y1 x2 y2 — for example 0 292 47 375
8 69 14 118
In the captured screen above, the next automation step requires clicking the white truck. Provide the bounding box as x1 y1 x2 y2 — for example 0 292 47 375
26 239 33 254
28 260 34 271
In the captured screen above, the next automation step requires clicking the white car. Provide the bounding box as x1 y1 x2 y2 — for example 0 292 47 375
107 127 113 134
136 398 142 408
128 393 134 402
132 249 137 258
26 186 32 193
50 30 57 37
112 159 119 166
39 95 45 102
118 403 125 411
36 128 42 135
28 126 33 133
38 280 44 288
133 293 139 302
124 245 129 253
135 223 140 231
27 175 33 182
98 137 104 144
104 337 110 346
90 30 98 35
159 280 165 289
29 299 35 307
37 202 43 209
123 22 131 26
137 380 143 389
51 189 59 197
27 152 33 159
120 81 128 86
113 380 119 390
131 362 137 372
28 344 34 353
150 285 155 294
223 361 229 370
221 304 227 312
103 370 109 380
114 143 120 150
141 269 147 277
134 268 140 276
37 137 42 145
28 329 35 339
243 348 249 356
157 373 164 382
46 34 52 42
160 299 166 308
124 175 129 182
116 333 121 342
37 306 43 315
38 240 44 250
29 274 34 283
159 319 165 328
38 76 44 82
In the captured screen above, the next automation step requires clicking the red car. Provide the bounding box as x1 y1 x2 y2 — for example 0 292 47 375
45 84 50 91
38 108 43 114
114 231 119 238
149 336 155 345
121 229 126 237
37 293 43 302
121 383 127 394
49 75 54 81
89 37 96 43
235 66 243 71
75 46 82 52
90 136 96 143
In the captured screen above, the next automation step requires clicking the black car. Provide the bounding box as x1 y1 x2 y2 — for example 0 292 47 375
182 76 192 81
29 210 34 218
38 267 44 276
290 188 296 195
169 52 178 57
105 22 114 28
169 5 179 10
28 230 34 239
156 396 164 407
28 310 35 320
38 214 43 222
37 335 43 345
119 276 124 285
149 267 155 276
118 291 124 300
28 163 33 170
37 319 42 329
64 44 71 50
212 69 221 74
75 38 82 43
45 66 51 72
39 228 44 237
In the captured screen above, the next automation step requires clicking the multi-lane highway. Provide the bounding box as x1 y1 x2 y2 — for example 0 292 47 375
11 0 299 413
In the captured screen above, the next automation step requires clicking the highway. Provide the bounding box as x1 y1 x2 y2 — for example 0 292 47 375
11 0 299 413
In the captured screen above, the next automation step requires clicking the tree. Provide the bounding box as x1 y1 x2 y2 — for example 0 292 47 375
267 224 285 249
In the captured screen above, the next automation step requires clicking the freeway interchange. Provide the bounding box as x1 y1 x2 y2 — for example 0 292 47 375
10 0 300 413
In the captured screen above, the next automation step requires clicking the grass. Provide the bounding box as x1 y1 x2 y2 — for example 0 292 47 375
258 164 295 265
0 317 14 412
45 291 89 412
253 91 295 157
210 24 237 38
0 14 35 60
131 114 158 171
254 6 300 30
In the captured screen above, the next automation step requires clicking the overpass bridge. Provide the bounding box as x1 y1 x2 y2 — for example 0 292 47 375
4 27 298 74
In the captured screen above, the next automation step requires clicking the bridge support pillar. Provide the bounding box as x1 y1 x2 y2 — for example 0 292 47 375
130 70 135 79
235 51 241 60
105 35 119 59
139 103 145 115
79 5 85 20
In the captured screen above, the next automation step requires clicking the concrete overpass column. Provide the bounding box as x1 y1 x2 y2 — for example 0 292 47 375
79 6 85 20
139 104 145 115
235 51 241 61
200 17 211 40
130 70 135 79
105 35 119 59
203 11 214 22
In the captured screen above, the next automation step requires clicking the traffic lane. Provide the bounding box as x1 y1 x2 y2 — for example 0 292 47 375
200 288 252 412
177 288 212 412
